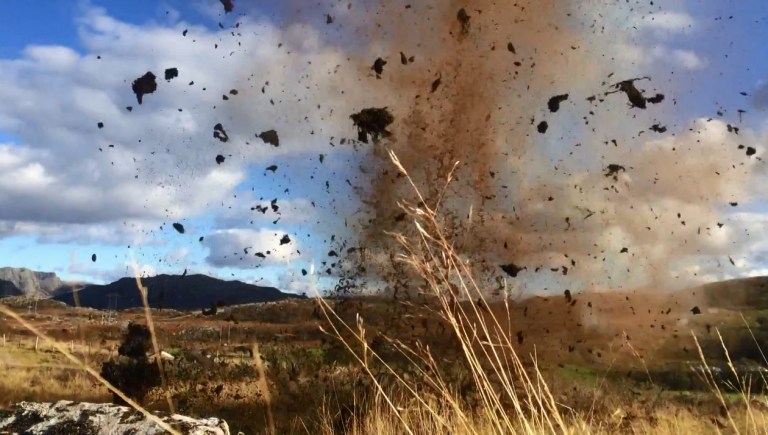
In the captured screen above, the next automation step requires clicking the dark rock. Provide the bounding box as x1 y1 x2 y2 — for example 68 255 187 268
131 72 157 105
372 57 387 78
258 130 280 147
213 123 229 142
350 108 394 143
220 0 234 13
164 68 178 81
547 94 569 112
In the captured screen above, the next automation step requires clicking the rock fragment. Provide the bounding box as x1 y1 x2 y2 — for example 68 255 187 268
131 72 157 105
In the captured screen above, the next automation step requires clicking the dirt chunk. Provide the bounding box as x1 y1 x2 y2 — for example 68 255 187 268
604 164 626 180
372 57 387 78
650 123 667 133
131 72 157 105
537 121 548 134
258 129 280 147
606 77 664 109
431 75 442 93
350 108 394 143
213 123 229 142
220 0 234 13
457 8 471 34
547 94 569 112
164 67 178 81
500 263 525 278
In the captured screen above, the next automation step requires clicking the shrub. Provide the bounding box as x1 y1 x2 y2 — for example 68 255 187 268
100 322 160 405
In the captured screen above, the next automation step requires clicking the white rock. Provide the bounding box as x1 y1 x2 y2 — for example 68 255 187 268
0 401 230 435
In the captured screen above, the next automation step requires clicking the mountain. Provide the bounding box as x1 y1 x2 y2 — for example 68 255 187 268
698 276 768 310
0 267 70 298
0 279 23 298
53 274 301 310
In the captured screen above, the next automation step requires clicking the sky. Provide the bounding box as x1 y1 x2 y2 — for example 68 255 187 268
0 0 767 294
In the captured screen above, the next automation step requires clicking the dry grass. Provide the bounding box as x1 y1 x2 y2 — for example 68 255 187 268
313 150 768 435
0 347 107 407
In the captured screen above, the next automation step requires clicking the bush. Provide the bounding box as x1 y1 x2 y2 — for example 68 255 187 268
100 322 160 405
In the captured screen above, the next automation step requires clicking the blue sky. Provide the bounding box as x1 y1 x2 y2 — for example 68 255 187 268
0 0 767 294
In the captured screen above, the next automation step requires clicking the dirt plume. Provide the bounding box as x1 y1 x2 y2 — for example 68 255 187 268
343 0 602 294
339 1 761 297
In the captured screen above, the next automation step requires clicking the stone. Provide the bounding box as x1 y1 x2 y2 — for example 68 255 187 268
0 401 230 435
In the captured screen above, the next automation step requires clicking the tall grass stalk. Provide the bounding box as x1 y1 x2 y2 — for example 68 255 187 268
317 151 577 434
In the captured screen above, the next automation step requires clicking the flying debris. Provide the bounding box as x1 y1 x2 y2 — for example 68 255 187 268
258 130 280 147
457 8 471 34
172 223 185 234
164 68 178 81
91 254 97 263
431 75 442 93
220 0 234 13
605 77 664 109
372 57 387 78
604 164 626 180
500 263 525 278
547 94 569 112
537 121 548 134
215 155 225 165
279 234 291 245
131 72 157 104
213 123 229 142
650 124 667 133
350 108 394 143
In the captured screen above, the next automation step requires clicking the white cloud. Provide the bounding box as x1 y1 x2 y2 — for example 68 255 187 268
0 6 383 242
616 43 706 71
203 228 302 268
635 11 696 34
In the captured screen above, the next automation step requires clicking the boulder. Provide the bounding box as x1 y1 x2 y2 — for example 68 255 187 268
0 401 229 435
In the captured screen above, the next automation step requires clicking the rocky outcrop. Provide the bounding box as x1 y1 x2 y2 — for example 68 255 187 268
0 401 230 435
0 267 67 298
0 279 23 298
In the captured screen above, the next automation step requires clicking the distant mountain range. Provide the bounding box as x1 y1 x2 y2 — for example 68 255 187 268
0 267 72 298
52 274 301 310
0 267 300 311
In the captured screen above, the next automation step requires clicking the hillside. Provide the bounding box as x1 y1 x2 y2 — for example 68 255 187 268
52 274 301 310
0 268 70 298
698 276 768 310
0 279 23 298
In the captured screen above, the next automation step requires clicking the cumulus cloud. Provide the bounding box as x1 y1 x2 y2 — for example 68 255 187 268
0 5 385 242
203 228 302 268
615 43 705 71
635 11 696 34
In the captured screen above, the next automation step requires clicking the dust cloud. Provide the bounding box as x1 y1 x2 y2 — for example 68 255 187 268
330 0 762 297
